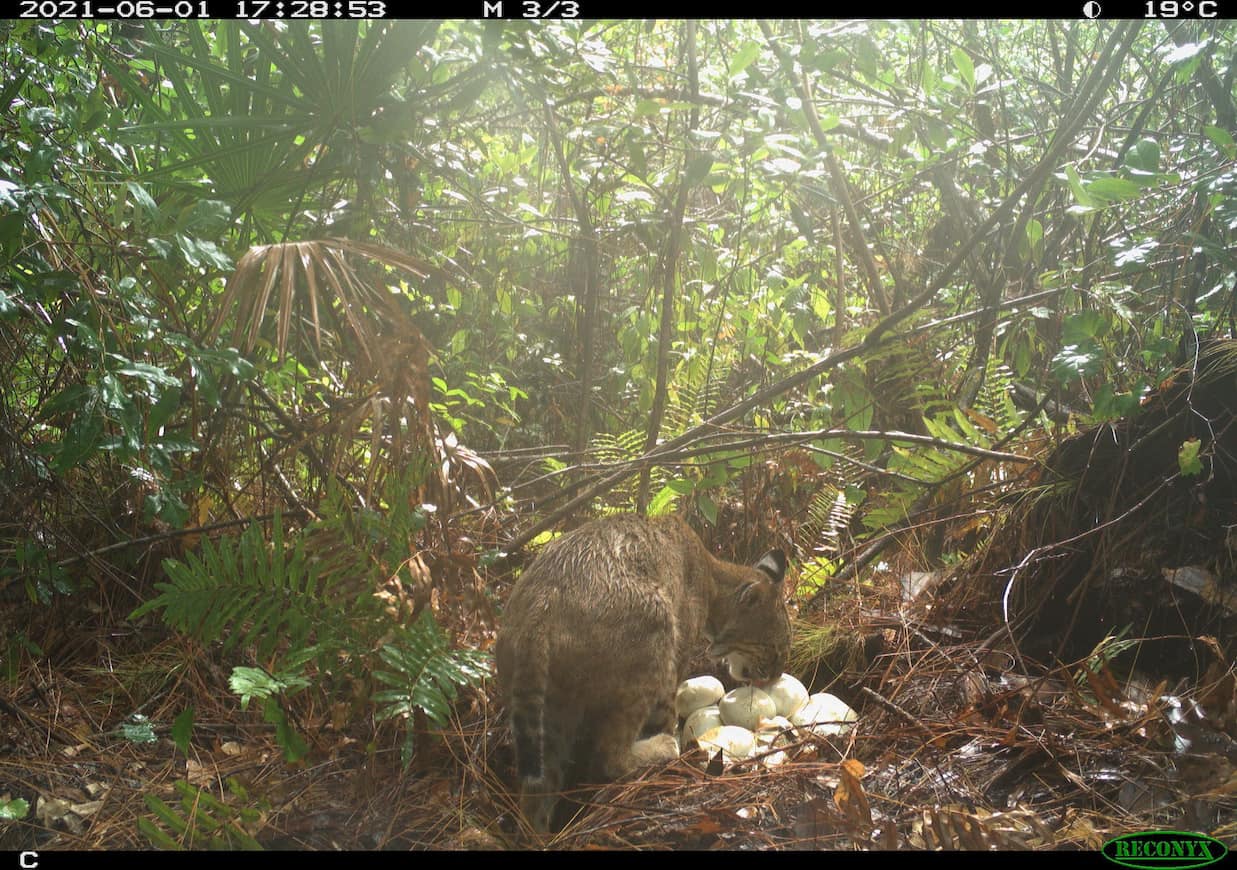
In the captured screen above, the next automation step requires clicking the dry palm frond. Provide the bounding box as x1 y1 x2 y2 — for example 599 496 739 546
205 237 497 516
207 237 430 366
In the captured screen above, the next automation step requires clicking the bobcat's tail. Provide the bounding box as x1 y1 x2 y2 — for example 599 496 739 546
509 629 550 782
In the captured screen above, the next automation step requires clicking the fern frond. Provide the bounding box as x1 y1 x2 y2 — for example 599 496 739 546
975 359 1023 434
138 780 265 851
372 608 490 735
131 511 345 661
801 484 855 557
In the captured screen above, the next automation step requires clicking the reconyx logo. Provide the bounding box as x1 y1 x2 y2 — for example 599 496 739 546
1102 831 1228 869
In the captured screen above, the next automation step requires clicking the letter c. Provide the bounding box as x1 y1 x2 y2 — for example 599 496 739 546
20 853 39 869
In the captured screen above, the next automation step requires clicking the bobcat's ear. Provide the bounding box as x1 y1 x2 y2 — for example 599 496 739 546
753 550 786 584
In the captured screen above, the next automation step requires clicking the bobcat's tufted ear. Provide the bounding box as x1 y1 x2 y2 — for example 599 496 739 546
753 549 786 584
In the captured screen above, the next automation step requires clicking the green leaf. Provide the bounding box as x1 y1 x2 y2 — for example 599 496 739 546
0 797 29 820
1051 343 1102 384
1061 164 1096 210
696 492 718 526
127 182 161 220
647 483 681 517
1204 125 1236 159
229 666 283 710
1125 137 1159 173
115 360 181 390
263 697 308 763
1178 437 1203 477
0 212 26 259
952 47 974 89
1019 218 1044 262
174 234 232 271
184 199 233 234
1092 384 1141 422
172 708 194 755
1163 39 1208 66
138 814 186 850
684 152 714 189
1085 176 1142 203
729 42 761 78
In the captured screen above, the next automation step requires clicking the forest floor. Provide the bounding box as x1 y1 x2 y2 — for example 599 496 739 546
1 548 1233 851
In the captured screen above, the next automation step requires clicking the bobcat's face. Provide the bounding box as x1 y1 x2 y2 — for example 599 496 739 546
708 552 790 683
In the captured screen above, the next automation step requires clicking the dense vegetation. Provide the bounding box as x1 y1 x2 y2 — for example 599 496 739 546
2 19 1235 847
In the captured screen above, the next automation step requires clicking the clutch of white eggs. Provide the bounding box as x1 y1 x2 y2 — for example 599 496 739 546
673 674 857 768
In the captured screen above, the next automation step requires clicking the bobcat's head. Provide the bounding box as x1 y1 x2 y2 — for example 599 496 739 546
707 550 790 684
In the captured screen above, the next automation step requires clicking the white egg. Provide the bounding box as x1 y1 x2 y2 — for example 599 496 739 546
789 692 858 736
680 705 724 746
695 725 756 762
760 750 788 768
718 686 777 730
675 675 725 717
764 673 809 718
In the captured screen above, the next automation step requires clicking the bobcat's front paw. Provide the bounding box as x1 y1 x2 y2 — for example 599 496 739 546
631 732 680 765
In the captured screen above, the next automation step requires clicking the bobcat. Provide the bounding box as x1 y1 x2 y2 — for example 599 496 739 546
496 514 790 832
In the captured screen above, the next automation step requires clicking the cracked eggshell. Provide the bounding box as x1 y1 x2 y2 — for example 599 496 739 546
695 725 756 762
680 705 724 747
790 692 858 736
764 673 809 718
718 686 777 731
754 715 793 746
675 675 725 717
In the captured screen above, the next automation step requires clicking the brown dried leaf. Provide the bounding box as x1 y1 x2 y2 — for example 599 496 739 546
834 757 872 827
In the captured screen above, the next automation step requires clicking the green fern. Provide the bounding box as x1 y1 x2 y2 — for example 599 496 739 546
589 428 646 465
372 608 490 764
975 359 1022 434
131 510 344 661
665 356 732 430
131 491 491 766
801 484 855 557
138 779 266 850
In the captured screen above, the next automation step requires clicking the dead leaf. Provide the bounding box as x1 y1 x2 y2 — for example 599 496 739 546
835 758 872 827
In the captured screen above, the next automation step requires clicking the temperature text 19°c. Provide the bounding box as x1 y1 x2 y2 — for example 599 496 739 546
1145 0 1218 15
481 0 580 17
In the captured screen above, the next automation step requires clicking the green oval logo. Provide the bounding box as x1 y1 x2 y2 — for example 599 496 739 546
1102 831 1228 870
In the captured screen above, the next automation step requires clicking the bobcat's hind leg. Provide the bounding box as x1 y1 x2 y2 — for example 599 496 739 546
594 662 680 780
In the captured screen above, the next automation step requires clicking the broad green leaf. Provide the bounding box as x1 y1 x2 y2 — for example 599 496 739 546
952 47 974 89
1061 165 1096 209
1125 137 1159 173
1085 176 1142 203
685 152 715 188
127 182 161 220
172 708 194 755
696 492 718 526
729 42 761 78
263 698 308 763
1019 218 1043 262
115 360 181 389
1204 125 1236 159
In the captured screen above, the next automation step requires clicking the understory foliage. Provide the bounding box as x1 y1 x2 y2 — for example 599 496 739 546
3 18 1237 835
134 494 490 762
